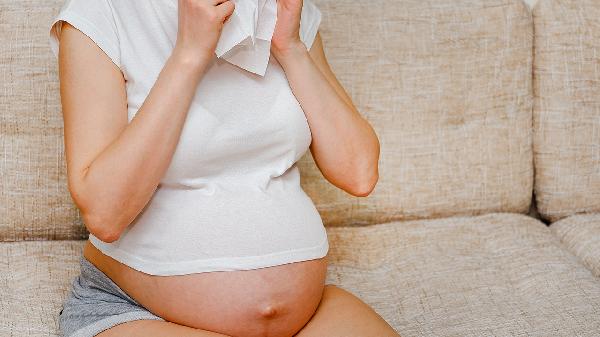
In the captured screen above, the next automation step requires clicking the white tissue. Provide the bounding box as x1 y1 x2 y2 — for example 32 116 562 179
215 0 278 76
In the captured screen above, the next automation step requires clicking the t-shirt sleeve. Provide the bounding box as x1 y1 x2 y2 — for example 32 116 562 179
299 0 322 51
48 0 121 69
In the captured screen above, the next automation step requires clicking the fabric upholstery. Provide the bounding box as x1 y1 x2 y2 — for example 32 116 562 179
0 0 534 241
0 1 85 241
325 213 600 336
2 0 598 336
3 214 600 336
0 240 84 336
532 0 600 222
523 0 539 8
550 213 600 278
299 0 534 226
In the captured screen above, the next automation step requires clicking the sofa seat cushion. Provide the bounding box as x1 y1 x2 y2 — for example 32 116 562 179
550 213 600 278
1 240 84 336
3 213 600 336
325 213 600 336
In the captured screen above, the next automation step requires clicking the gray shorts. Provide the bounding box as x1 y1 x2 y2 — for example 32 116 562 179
59 255 166 337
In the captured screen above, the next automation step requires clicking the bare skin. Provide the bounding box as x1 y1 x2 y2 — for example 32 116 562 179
85 240 330 337
58 0 394 335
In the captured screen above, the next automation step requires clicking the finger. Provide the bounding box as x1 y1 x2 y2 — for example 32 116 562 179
186 0 223 7
215 0 235 20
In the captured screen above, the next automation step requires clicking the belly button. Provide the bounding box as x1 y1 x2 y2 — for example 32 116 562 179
259 304 278 319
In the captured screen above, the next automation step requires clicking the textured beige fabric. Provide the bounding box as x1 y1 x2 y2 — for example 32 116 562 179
299 0 534 226
550 213 600 278
523 0 539 8
326 213 600 336
3 214 600 336
0 0 534 241
0 1 85 241
532 0 600 222
0 240 84 336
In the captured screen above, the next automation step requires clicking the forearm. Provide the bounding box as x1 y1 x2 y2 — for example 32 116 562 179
276 43 379 196
79 50 212 240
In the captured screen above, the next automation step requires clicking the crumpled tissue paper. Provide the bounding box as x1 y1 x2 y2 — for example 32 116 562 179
215 0 278 76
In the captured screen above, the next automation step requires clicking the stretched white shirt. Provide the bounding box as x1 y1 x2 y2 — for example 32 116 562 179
49 0 328 276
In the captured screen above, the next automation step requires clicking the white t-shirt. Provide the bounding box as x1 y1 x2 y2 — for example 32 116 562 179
49 0 328 276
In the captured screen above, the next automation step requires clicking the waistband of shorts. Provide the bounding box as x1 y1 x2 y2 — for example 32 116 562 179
77 254 137 302
79 254 100 275
78 254 117 283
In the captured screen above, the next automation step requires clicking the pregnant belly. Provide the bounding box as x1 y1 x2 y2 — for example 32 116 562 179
83 240 328 337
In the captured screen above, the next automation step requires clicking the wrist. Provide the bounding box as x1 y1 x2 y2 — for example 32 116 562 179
170 47 213 74
273 40 310 68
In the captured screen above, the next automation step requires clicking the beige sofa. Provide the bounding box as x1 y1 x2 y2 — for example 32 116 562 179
2 0 600 335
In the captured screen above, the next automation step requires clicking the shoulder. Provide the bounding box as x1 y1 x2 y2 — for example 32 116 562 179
49 0 124 69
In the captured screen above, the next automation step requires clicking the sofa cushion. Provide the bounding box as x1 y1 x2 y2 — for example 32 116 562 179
549 213 600 278
326 213 600 336
532 0 600 222
300 0 533 226
0 240 84 336
0 1 86 241
4 213 600 336
2 0 534 240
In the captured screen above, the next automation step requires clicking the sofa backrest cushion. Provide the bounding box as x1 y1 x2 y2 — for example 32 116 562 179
1 1 88 241
532 0 600 222
298 0 534 226
1 0 533 241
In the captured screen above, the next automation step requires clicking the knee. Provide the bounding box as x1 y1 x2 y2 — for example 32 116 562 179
322 284 347 298
324 284 339 291
322 284 361 304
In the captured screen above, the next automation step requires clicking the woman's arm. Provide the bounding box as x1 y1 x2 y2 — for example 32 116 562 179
59 0 235 242
273 32 380 197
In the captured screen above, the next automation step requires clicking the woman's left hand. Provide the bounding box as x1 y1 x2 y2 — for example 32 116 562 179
270 0 305 59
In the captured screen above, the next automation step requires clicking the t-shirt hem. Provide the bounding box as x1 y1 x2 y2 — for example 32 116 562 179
88 234 329 276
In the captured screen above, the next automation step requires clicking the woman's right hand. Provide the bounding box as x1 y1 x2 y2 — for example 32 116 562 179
173 0 236 64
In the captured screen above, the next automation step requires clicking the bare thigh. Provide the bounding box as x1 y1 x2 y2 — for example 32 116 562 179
293 284 401 337
96 320 233 337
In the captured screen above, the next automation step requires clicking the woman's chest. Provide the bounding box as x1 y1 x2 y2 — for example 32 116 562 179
124 53 313 182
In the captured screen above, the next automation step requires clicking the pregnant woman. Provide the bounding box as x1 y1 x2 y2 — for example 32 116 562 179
49 0 399 336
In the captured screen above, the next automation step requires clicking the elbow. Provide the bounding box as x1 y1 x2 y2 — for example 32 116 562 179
349 171 379 197
351 133 380 197
81 209 123 243
94 227 122 244
68 180 122 243
347 142 380 197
